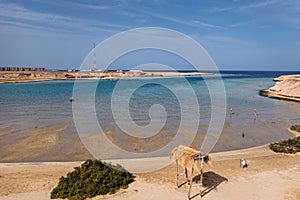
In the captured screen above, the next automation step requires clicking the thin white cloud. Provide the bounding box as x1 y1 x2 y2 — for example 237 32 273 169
137 9 223 29
191 20 223 29
0 19 76 37
210 6 235 12
129 0 169 5
278 0 300 13
240 0 279 9
0 2 74 23
201 35 250 46
211 0 280 12
75 3 117 10
229 20 255 28
31 0 121 10
119 9 144 18
272 14 300 30
210 0 300 30
0 2 129 36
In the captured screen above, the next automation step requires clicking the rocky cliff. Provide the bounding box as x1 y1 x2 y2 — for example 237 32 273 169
260 74 300 102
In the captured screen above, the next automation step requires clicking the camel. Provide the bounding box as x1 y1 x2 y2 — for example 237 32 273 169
169 145 211 199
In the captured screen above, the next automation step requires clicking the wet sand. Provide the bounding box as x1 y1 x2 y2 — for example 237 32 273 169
0 124 93 162
0 120 295 162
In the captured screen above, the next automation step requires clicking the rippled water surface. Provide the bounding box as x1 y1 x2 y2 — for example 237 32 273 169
1 71 299 153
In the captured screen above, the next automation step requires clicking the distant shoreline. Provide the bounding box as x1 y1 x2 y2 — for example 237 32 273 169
0 70 211 84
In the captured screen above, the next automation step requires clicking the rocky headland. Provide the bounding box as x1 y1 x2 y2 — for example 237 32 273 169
260 74 300 102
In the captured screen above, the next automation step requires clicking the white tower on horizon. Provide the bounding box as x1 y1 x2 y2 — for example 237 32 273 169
92 43 96 71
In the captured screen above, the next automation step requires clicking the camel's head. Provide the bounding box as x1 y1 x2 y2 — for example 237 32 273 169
194 153 212 166
203 155 212 165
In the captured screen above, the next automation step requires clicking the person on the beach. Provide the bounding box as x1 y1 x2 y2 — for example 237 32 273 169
230 107 233 117
253 108 257 121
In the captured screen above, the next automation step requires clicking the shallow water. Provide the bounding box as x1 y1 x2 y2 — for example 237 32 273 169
0 71 299 160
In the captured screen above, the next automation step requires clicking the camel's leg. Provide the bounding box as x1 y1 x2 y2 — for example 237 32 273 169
187 167 194 200
176 160 179 188
185 168 189 184
199 168 203 197
199 158 204 197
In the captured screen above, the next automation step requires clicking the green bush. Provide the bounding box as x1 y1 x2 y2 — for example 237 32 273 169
290 125 300 132
50 160 134 200
269 137 300 154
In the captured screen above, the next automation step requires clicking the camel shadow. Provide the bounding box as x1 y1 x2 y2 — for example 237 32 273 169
189 171 228 199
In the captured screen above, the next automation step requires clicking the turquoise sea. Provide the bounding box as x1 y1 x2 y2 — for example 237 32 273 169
0 71 300 155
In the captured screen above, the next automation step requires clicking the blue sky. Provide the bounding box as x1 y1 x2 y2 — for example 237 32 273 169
0 0 300 70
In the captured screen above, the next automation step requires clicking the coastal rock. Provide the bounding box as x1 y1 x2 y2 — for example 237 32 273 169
260 74 300 102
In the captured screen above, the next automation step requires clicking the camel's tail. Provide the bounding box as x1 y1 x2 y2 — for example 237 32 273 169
169 145 199 161
169 145 187 161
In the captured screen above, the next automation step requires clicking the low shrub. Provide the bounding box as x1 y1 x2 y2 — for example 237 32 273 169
290 125 300 132
50 159 134 200
269 137 300 154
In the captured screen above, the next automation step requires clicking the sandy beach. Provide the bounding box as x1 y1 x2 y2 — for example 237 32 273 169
0 129 299 200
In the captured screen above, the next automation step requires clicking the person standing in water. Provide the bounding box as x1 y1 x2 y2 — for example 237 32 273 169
253 108 257 121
